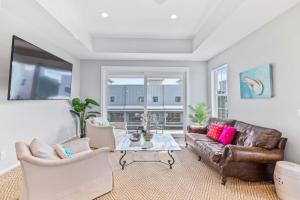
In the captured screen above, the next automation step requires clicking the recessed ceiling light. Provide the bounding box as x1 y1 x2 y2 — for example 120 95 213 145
170 14 178 20
101 12 109 18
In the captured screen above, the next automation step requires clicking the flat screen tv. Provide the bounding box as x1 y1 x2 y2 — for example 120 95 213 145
8 36 73 100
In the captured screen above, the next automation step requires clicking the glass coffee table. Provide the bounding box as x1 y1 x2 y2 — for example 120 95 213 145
115 134 181 170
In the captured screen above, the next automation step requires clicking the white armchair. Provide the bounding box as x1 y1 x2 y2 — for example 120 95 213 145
86 119 127 150
15 142 113 200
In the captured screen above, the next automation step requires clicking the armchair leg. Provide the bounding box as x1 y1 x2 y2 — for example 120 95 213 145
221 176 227 185
198 156 202 161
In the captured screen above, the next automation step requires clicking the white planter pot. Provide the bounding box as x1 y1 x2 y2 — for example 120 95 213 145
274 161 300 200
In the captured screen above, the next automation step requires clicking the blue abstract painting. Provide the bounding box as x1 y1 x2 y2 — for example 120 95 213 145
240 64 273 99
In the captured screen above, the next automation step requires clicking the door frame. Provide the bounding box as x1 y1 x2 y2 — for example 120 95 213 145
101 66 190 135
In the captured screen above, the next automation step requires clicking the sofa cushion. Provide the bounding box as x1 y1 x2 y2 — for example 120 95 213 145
234 121 282 149
195 140 224 163
207 123 224 141
30 138 59 160
187 133 213 142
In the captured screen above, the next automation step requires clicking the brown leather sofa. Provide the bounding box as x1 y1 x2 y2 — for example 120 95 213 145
186 118 287 185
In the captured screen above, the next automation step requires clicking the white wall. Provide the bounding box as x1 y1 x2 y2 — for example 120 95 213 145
0 9 80 173
208 4 300 163
80 60 208 108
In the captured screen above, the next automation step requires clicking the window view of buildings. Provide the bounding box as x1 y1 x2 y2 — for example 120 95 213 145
107 78 184 132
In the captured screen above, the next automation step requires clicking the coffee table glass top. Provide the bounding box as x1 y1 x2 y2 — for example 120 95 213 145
115 134 181 152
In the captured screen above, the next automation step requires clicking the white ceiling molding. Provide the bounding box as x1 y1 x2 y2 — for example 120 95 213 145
93 38 192 53
2 0 300 61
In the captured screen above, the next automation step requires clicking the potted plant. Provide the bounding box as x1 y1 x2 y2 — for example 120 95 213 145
189 103 210 126
70 98 100 138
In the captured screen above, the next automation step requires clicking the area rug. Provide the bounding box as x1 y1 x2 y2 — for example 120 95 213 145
0 145 279 200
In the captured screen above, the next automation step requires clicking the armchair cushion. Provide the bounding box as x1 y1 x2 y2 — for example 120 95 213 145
30 138 59 160
223 145 284 164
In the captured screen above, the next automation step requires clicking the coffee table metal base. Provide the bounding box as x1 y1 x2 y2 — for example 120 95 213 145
119 150 175 170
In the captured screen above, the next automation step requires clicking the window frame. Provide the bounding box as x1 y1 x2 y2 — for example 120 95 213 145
211 64 229 119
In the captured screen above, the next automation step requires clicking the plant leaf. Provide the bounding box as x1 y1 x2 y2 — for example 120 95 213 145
85 114 96 120
188 103 210 125
74 104 84 112
85 98 100 106
70 110 80 118
87 111 101 115
72 98 81 106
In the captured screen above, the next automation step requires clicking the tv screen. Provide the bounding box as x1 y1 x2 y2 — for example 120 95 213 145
8 36 73 100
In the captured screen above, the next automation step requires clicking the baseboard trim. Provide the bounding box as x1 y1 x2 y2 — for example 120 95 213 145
0 163 20 176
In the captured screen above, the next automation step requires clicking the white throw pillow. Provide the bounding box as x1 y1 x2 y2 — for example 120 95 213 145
62 138 91 154
92 117 110 127
54 144 74 159
30 138 59 160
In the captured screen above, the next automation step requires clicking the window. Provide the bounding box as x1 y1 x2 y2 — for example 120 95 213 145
153 96 158 102
212 65 228 119
138 96 144 103
175 96 181 102
108 112 124 122
110 96 115 102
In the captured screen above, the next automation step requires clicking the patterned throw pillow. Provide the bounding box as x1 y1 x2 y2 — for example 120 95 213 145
54 144 74 159
219 125 237 145
207 123 224 141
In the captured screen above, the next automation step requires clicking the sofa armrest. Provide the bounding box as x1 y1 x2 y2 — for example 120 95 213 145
222 145 284 164
187 125 207 134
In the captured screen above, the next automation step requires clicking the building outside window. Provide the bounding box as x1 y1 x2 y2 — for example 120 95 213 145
212 65 228 119
110 96 115 102
138 96 144 103
153 96 158 102
175 96 181 102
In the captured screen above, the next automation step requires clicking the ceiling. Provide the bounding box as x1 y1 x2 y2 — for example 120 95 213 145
2 0 300 61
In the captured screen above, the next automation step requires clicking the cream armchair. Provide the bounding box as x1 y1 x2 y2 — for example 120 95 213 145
15 142 113 200
86 119 127 150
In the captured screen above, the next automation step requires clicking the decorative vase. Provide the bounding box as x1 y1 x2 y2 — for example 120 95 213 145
143 131 153 142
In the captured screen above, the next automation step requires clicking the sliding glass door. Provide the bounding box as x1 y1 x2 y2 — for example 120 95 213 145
146 76 184 134
105 70 186 135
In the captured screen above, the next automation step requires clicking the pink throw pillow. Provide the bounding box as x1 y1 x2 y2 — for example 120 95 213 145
219 126 237 145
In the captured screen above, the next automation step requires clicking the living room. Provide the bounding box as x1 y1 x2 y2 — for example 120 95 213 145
1 0 300 199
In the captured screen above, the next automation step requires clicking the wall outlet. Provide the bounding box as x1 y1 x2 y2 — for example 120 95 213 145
0 151 6 161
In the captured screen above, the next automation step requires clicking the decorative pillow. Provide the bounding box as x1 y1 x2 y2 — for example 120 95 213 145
207 123 224 141
54 144 74 159
62 138 91 154
29 138 59 160
219 125 237 145
92 117 110 127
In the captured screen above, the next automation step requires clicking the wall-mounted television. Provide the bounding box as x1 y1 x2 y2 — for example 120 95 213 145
8 36 73 100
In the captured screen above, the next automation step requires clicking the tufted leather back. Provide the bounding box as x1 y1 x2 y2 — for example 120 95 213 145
233 121 282 149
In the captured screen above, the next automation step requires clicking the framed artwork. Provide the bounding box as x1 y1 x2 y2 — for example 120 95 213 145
240 64 273 99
